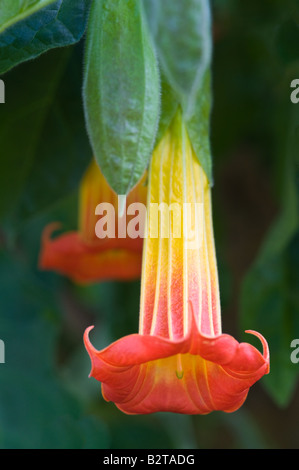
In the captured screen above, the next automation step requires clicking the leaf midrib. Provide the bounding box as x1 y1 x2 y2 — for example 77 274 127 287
0 0 57 34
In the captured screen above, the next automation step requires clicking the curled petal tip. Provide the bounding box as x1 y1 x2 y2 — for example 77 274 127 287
245 329 270 369
39 222 63 270
41 222 62 243
83 326 97 378
83 325 95 349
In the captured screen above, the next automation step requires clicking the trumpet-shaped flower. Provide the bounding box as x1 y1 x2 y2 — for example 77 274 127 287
39 159 147 283
84 113 269 414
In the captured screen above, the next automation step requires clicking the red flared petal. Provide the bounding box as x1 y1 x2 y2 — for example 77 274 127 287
84 314 269 414
39 223 143 283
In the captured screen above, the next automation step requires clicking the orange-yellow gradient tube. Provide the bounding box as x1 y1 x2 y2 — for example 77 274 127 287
84 112 269 414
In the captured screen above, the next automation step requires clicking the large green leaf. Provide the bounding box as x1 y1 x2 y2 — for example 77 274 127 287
143 0 213 182
143 0 211 115
0 45 91 227
0 0 91 74
83 0 160 195
240 104 299 407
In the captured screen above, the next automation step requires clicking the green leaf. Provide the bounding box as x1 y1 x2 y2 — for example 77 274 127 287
0 0 91 74
83 0 160 195
143 0 212 117
154 73 179 147
240 106 299 407
185 69 213 184
0 45 91 226
143 0 213 182
0 1 55 30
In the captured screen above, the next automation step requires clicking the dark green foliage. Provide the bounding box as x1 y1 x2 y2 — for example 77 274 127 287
0 0 91 74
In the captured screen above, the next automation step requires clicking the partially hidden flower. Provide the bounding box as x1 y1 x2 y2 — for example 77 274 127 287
84 112 270 414
39 159 147 284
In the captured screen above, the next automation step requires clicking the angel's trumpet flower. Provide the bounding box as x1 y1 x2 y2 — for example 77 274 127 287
84 113 269 414
39 159 147 284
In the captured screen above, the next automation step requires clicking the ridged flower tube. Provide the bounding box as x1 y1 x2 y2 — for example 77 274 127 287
84 113 269 414
39 159 147 284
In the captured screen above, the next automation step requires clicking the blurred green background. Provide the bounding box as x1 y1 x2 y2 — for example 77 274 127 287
0 0 299 449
